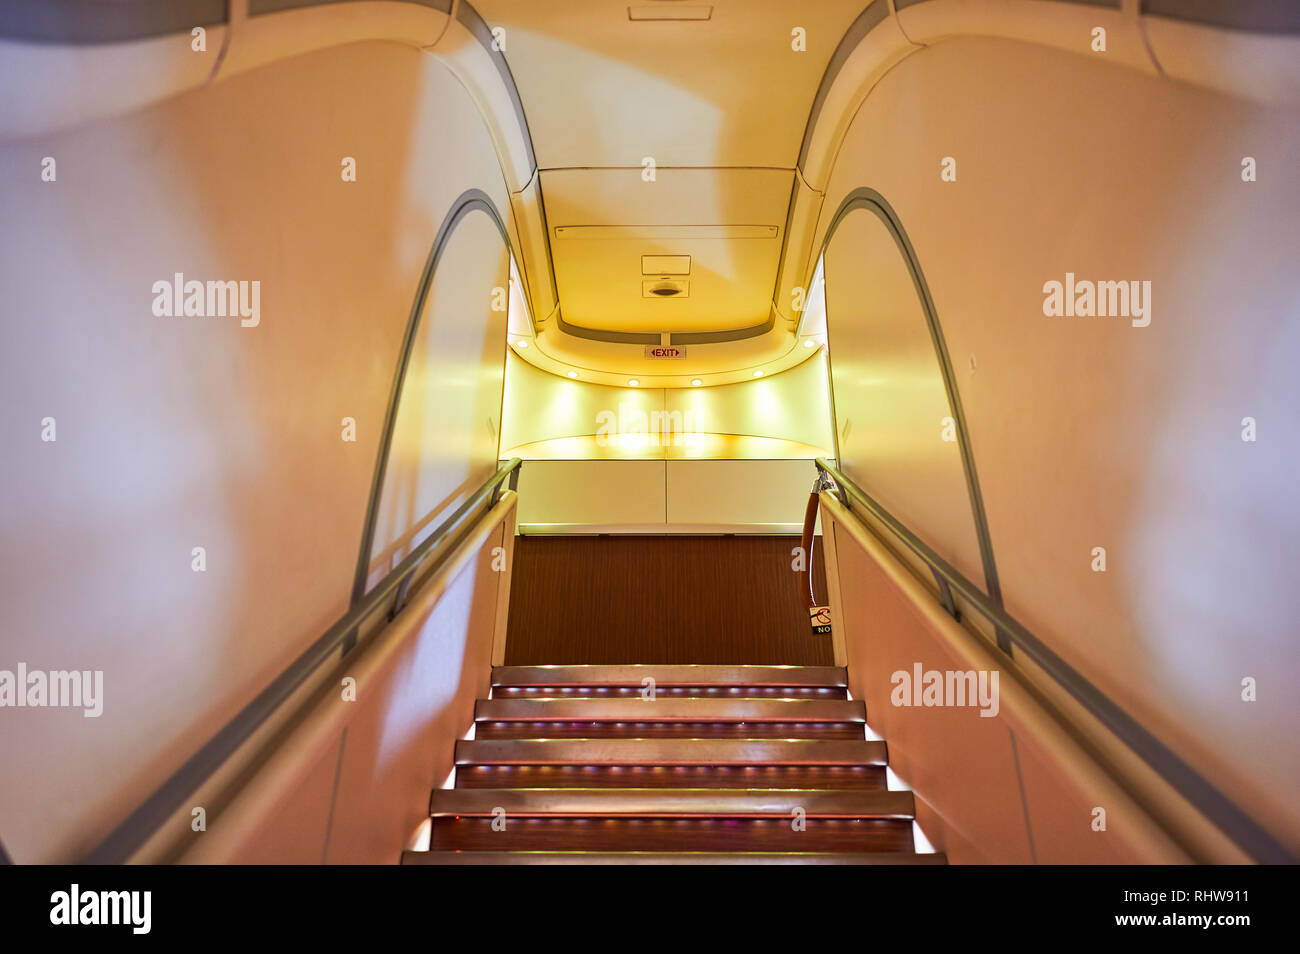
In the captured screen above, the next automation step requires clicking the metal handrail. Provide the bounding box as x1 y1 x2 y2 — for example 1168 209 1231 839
84 458 522 864
814 457 1297 864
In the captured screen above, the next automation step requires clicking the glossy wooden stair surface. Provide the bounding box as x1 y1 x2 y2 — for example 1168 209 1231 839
474 720 866 740
404 850 947 865
404 665 945 865
455 764 888 789
476 697 866 723
493 665 848 688
429 788 914 818
456 738 887 766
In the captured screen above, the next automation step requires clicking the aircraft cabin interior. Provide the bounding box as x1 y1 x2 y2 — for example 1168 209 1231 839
0 0 1298 891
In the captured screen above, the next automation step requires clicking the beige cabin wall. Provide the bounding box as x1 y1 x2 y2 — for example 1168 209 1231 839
181 502 513 865
815 35 1300 851
823 498 1191 864
0 40 514 862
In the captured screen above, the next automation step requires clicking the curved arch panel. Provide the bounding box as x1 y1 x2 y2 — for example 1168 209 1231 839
822 196 990 593
353 191 511 599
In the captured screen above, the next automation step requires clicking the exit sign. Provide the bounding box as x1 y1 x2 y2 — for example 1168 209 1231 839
644 345 687 359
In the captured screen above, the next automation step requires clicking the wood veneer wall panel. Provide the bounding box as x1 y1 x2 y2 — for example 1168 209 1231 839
503 535 832 665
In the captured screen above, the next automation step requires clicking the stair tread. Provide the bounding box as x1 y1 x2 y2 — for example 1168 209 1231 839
493 665 847 688
403 850 946 865
476 697 865 723
424 667 935 861
455 764 886 789
428 816 914 853
474 720 864 740
430 788 914 818
493 686 847 699
456 738 887 766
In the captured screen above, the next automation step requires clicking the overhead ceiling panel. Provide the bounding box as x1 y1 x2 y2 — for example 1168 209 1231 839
470 0 868 168
542 167 793 334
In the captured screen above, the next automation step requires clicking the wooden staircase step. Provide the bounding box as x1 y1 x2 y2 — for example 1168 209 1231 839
428 817 914 853
456 738 887 767
492 685 848 699
475 697 865 724
492 665 847 689
430 788 914 819
411 665 942 863
403 849 946 865
473 720 865 740
455 764 887 790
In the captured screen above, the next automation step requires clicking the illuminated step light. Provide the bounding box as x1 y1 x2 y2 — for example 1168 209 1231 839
566 371 578 379
753 370 764 378
690 379 702 387
804 339 816 348
515 339 529 349
627 379 639 387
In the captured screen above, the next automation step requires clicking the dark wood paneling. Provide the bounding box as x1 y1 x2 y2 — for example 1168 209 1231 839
504 535 833 665
430 817 913 853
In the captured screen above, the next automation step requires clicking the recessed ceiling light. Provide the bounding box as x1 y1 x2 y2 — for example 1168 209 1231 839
803 339 816 348
515 339 529 349
753 370 764 377
627 379 639 387
690 379 702 387
566 370 578 379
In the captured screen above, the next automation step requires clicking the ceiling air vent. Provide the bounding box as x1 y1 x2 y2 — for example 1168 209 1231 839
628 6 713 22
644 279 689 298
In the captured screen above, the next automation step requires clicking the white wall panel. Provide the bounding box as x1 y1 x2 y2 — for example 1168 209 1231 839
516 459 817 532
666 460 817 530
515 460 666 529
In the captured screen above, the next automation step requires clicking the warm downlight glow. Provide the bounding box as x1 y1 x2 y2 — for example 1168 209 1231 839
627 379 639 387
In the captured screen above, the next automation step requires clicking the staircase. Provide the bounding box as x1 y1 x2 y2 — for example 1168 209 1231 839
402 665 944 864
